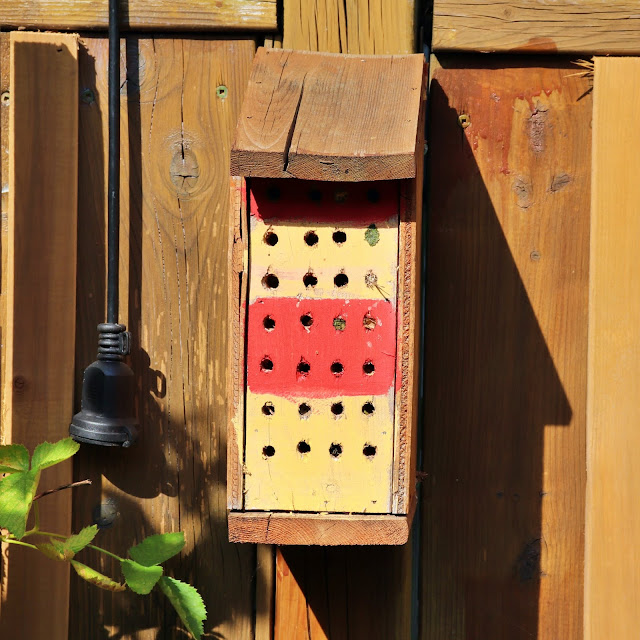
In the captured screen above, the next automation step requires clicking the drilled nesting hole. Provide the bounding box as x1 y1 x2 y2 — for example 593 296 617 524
261 402 275 416
366 188 380 203
263 315 275 331
297 441 311 454
334 272 348 288
333 316 346 331
363 444 377 458
263 230 278 246
330 361 344 376
262 273 279 289
260 357 273 372
332 230 347 244
309 188 323 202
297 360 311 376
298 402 311 417
305 231 319 246
363 314 376 331
303 272 318 288
329 443 343 458
362 402 375 415
331 402 344 416
300 313 313 328
363 361 375 375
262 445 275 458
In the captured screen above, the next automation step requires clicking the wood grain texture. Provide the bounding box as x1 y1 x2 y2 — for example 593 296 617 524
585 56 640 640
0 31 78 639
0 0 277 31
231 48 425 181
69 36 258 639
433 0 640 54
283 0 416 54
422 56 590 640
230 511 412 545
0 33 6 622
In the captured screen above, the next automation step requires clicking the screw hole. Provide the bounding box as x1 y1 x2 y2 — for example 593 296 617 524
331 402 344 416
363 444 377 457
297 441 311 454
260 357 273 372
263 315 276 331
362 402 375 415
363 361 375 375
332 230 347 244
333 316 346 331
303 272 318 288
216 85 228 99
264 231 279 246
304 231 319 246
329 443 343 458
262 402 275 416
300 313 313 328
262 273 279 289
334 272 348 288
262 445 275 458
297 360 311 376
363 314 376 331
298 402 311 417
330 361 344 376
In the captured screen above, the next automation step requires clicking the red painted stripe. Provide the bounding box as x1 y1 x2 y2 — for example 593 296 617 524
247 297 396 398
250 178 398 224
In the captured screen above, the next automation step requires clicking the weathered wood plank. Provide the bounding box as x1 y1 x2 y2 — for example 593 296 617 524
283 0 416 54
231 48 425 181
585 56 640 640
69 36 258 639
422 56 590 640
0 0 277 31
433 0 640 54
0 31 78 638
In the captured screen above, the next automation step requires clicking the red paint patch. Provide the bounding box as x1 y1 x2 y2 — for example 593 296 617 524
247 298 396 398
250 178 398 224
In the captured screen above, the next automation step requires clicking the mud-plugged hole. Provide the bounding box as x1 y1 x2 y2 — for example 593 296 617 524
363 314 376 331
262 273 279 289
263 231 278 246
333 230 347 244
329 443 343 458
305 231 319 246
333 316 346 331
362 402 375 415
298 402 311 417
262 445 275 458
260 357 273 372
297 360 311 376
262 402 275 416
363 361 375 375
331 402 344 416
300 313 313 328
363 444 377 458
330 361 344 376
303 272 318 288
297 441 311 454
334 272 348 288
263 315 276 331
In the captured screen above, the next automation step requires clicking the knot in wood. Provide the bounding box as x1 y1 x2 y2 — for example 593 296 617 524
170 148 200 196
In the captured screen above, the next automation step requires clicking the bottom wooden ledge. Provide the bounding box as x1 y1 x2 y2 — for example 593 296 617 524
228 509 414 546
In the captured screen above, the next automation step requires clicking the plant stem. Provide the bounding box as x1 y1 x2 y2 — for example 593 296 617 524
0 536 38 550
25 530 124 562
34 479 91 501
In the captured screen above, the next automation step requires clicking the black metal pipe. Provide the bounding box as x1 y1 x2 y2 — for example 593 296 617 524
107 0 120 324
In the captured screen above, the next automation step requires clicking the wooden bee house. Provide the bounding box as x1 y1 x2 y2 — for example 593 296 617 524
228 48 426 545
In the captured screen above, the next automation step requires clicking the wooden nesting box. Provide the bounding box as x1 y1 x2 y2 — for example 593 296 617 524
228 48 426 545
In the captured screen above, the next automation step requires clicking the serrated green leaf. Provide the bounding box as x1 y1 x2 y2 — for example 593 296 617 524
49 537 75 561
65 525 98 553
36 542 67 561
159 576 206 640
0 469 40 538
31 438 80 471
120 559 163 594
129 532 185 566
71 560 126 592
0 444 29 474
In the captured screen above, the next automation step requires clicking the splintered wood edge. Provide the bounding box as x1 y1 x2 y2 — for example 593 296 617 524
229 499 416 545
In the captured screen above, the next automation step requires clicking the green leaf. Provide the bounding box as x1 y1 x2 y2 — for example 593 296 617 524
0 444 29 474
65 525 98 553
48 538 75 561
31 438 79 471
71 560 126 592
159 576 206 640
0 469 40 538
36 542 67 561
120 559 163 594
129 532 185 566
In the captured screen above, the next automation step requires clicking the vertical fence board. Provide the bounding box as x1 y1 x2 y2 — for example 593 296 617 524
422 56 591 640
585 56 640 640
69 36 258 639
0 31 78 639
